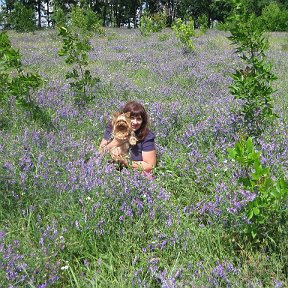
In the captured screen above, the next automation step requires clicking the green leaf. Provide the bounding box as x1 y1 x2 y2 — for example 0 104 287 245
253 207 260 215
251 230 257 239
227 147 237 159
247 208 254 220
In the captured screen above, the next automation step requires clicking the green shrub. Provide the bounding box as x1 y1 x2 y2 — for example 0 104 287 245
226 0 286 249
198 14 208 33
172 18 195 52
70 6 105 35
56 6 104 107
52 7 67 28
259 3 288 32
228 137 288 245
139 11 166 36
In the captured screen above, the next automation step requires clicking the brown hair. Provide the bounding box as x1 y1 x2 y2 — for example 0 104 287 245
121 101 149 141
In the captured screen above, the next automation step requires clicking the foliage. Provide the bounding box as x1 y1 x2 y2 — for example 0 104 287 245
241 0 285 16
0 32 52 129
228 137 288 244
58 27 100 106
228 1 278 137
209 0 233 23
1 0 288 32
8 2 36 33
259 2 288 32
70 6 105 35
172 18 195 52
139 11 167 36
197 14 209 33
52 7 68 28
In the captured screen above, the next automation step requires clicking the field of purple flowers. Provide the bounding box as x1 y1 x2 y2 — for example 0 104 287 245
1 28 288 287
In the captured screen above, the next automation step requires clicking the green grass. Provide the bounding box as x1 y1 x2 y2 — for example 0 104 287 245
1 28 288 287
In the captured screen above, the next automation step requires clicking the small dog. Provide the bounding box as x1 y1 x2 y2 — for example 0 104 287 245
108 112 137 166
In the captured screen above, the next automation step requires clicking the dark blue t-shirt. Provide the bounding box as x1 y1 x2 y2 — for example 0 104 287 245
103 124 156 161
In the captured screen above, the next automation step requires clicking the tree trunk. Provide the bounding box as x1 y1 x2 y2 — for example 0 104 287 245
36 0 42 28
102 0 108 26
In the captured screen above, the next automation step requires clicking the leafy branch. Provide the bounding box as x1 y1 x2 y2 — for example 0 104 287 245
0 32 52 129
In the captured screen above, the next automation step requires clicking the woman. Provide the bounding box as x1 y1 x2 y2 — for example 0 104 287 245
99 101 156 174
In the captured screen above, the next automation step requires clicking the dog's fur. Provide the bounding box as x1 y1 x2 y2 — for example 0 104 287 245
108 112 137 165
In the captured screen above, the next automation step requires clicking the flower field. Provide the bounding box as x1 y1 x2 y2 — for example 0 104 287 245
1 28 287 287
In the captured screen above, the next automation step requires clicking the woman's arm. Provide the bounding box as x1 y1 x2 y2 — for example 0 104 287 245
99 138 109 151
131 150 156 173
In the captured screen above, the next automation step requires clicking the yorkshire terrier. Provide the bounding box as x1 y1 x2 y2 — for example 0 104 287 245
106 112 137 166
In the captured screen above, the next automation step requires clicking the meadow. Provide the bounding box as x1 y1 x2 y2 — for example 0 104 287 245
1 27 288 287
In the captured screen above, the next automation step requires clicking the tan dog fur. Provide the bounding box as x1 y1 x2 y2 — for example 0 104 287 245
109 112 137 165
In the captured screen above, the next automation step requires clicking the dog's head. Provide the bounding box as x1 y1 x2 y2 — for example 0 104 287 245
112 112 138 145
112 112 132 140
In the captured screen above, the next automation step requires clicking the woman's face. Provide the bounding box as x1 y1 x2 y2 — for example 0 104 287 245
131 115 143 132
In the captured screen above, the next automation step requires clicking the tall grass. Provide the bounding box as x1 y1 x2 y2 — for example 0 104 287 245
1 28 287 287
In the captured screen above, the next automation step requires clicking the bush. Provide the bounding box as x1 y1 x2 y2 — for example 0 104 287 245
259 3 288 32
52 7 67 28
198 14 208 32
172 18 195 52
228 137 288 244
139 11 167 36
58 27 100 106
70 6 105 35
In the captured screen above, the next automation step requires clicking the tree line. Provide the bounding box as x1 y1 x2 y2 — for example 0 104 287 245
0 0 288 31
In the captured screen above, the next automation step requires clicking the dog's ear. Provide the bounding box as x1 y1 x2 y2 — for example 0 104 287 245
113 111 120 118
112 112 120 125
124 112 131 118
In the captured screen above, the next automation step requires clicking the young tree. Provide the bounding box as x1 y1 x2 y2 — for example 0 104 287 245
228 0 278 137
57 6 102 106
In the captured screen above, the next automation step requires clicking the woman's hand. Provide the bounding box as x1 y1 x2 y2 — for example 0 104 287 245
99 139 109 153
131 150 156 173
